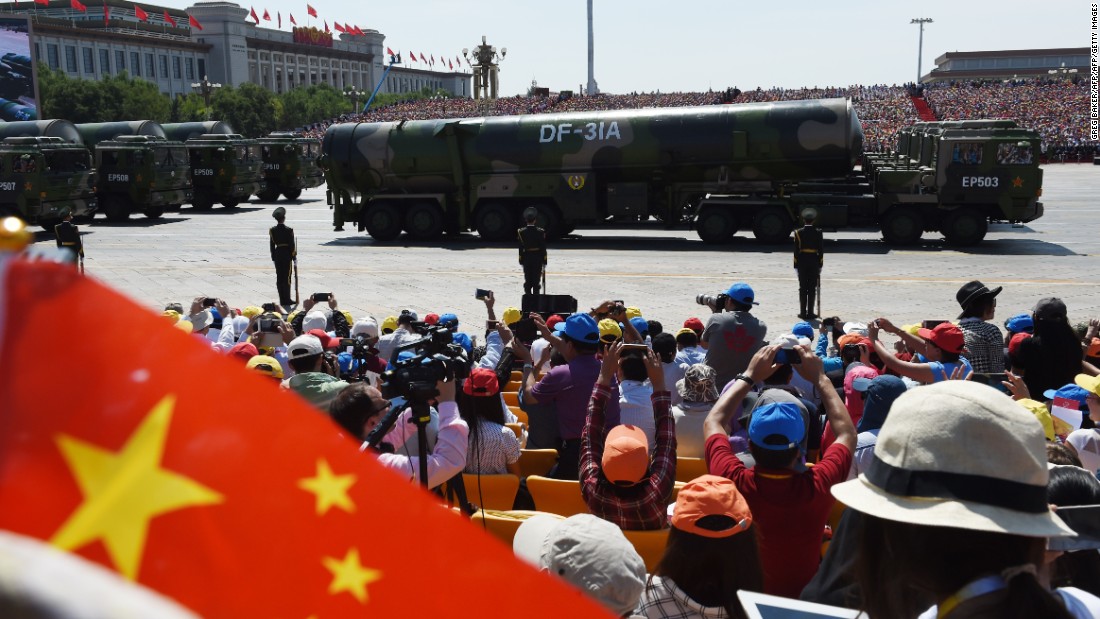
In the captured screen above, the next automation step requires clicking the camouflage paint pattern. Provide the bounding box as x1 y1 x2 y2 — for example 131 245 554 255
93 136 192 216
256 133 326 199
0 136 97 225
183 134 265 206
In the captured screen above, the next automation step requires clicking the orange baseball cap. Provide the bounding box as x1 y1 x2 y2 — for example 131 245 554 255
601 425 649 485
670 475 753 539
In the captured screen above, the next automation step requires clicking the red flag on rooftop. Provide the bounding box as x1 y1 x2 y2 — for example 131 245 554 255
333 21 344 32
386 46 394 56
408 50 417 62
262 8 269 20
289 12 296 24
419 52 427 63
323 19 328 32
188 13 202 30
448 59 453 70
306 3 316 17
34 0 48 6
70 0 86 12
0 256 614 618
353 25 363 35
249 6 259 22
134 4 147 20
102 3 108 24
163 10 176 27
277 11 281 28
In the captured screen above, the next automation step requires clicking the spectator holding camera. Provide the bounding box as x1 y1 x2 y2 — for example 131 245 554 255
580 342 677 530
703 283 768 390
376 310 421 362
291 293 349 338
285 333 350 411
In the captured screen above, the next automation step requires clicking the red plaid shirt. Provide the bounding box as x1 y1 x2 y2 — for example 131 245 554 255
580 383 677 530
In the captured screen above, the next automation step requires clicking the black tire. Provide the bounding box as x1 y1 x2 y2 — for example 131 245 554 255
191 193 214 211
257 188 281 202
474 202 516 241
942 207 988 246
364 202 403 241
102 195 130 222
880 208 924 246
751 206 793 244
221 198 240 208
531 203 564 239
143 205 164 219
283 188 302 201
695 207 737 244
403 201 445 241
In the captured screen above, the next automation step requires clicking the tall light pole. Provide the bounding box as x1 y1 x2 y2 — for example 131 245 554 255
343 86 366 114
191 75 222 120
586 0 598 95
910 18 933 83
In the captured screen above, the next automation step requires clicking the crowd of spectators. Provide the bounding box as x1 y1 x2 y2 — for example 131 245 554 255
162 275 1100 617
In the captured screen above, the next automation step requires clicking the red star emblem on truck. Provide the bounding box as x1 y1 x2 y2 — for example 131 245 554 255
1012 176 1024 188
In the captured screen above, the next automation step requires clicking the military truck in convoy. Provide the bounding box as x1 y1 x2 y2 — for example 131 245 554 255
76 121 192 221
255 132 325 202
162 122 264 210
320 98 1044 245
0 121 96 227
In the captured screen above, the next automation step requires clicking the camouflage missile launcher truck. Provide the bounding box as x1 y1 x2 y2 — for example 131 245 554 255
320 98 1043 246
0 136 96 228
255 132 325 202
176 133 265 210
75 121 192 221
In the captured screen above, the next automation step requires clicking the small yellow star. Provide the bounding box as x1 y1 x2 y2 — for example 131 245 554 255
1013 176 1024 188
322 547 382 604
297 458 357 515
50 395 224 580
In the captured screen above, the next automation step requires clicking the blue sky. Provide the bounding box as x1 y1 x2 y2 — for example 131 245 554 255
176 0 1088 95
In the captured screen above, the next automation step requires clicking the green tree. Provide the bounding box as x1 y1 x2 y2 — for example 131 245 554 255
170 93 208 122
38 65 104 123
278 83 351 129
211 83 276 137
38 65 172 123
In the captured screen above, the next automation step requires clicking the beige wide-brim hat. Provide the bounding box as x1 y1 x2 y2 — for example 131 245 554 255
832 380 1075 539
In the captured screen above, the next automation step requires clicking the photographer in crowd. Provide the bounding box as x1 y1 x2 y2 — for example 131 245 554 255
701 283 768 390
285 333 350 410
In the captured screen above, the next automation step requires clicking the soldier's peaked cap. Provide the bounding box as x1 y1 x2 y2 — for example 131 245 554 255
272 207 286 220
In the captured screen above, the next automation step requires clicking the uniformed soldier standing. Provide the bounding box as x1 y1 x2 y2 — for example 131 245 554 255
54 208 83 271
793 208 823 319
269 207 296 306
517 207 546 296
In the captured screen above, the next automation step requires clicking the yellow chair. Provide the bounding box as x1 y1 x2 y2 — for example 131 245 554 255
461 473 521 511
505 380 522 392
518 449 558 478
510 370 523 382
675 457 708 483
502 391 520 406
505 423 524 440
470 509 562 547
622 527 670 572
526 475 589 517
508 406 529 425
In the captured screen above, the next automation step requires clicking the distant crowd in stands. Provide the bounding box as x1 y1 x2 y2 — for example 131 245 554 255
298 77 1097 160
163 277 1100 617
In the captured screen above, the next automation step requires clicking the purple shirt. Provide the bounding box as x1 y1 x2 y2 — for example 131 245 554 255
531 355 620 439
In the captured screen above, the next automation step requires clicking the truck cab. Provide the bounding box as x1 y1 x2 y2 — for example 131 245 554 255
255 132 325 202
94 135 192 220
184 134 265 210
0 136 97 228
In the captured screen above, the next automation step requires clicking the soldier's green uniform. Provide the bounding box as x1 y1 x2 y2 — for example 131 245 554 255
793 209 823 319
517 212 546 296
269 207 296 306
54 209 83 266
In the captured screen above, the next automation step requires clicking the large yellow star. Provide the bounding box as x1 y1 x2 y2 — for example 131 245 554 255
322 547 382 604
297 458 357 515
49 394 224 580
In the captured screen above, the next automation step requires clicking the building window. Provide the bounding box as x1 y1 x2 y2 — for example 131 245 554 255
116 50 125 73
34 43 39 62
173 56 181 79
47 44 59 70
146 53 155 78
99 49 110 75
185 57 194 80
65 46 77 73
198 59 206 79
130 52 140 76
159 54 168 78
82 48 94 74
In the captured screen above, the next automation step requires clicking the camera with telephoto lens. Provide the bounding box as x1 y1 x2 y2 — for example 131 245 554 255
379 325 470 400
695 292 730 314
338 335 380 384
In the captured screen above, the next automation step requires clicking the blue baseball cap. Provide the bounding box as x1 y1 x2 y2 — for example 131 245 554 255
748 402 805 450
629 317 649 337
791 321 815 338
726 282 758 306
1043 384 1090 409
438 312 459 328
1004 313 1034 334
554 312 600 343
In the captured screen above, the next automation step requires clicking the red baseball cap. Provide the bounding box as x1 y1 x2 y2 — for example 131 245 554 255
229 341 259 361
683 317 704 333
917 322 967 354
306 328 340 350
545 314 565 330
1008 332 1031 357
462 367 500 397
424 313 440 325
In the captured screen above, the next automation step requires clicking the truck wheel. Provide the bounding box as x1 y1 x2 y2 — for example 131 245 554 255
403 202 445 241
751 207 793 244
257 188 281 202
364 202 402 241
474 203 515 241
695 207 737 244
942 208 988 246
880 208 924 246
102 196 130 222
283 188 302 201
221 199 240 208
191 194 214 211
143 205 164 219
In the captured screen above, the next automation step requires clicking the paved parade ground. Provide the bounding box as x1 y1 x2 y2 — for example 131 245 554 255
33 164 1100 335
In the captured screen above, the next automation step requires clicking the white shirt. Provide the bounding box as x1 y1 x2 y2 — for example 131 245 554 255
662 361 686 406
671 401 714 458
619 379 656 451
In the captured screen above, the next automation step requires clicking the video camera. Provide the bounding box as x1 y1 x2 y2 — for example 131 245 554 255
379 324 469 401
696 292 730 314
337 334 380 384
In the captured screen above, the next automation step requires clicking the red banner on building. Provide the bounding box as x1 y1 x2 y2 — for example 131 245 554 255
292 25 333 48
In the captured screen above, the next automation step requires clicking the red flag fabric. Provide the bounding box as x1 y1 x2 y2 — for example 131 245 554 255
103 3 108 24
188 13 203 30
449 59 453 70
134 4 147 20
0 257 615 619
408 51 417 62
163 10 176 26
333 21 345 32
353 25 364 35
419 52 427 63
70 0 87 12
430 54 435 65
289 12 296 24
249 6 259 22
277 11 280 27
386 46 395 56
262 8 269 20
306 3 316 16
323 19 328 32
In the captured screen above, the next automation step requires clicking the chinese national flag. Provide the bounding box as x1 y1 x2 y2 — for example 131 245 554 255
163 10 177 27
449 59 453 70
408 50 417 62
0 256 614 619
70 0 86 12
188 13 203 30
289 12 296 24
102 3 108 23
306 3 316 16
134 4 148 20
420 52 427 63
249 5 258 22
353 25 364 35
333 21 345 32
323 19 328 32
386 46 395 56
262 8 270 20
